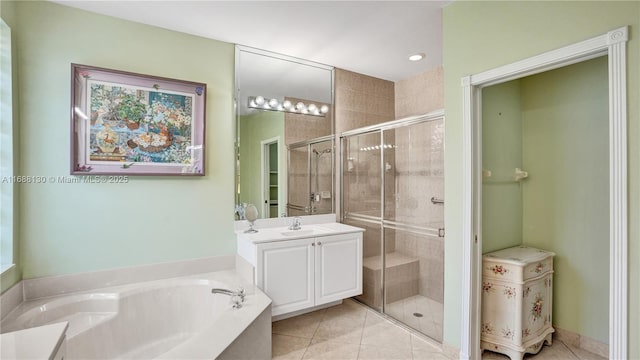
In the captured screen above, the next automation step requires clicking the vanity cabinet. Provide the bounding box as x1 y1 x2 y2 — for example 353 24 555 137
481 246 555 360
257 232 362 316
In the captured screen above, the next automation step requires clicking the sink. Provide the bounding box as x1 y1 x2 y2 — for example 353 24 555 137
281 229 315 237
279 226 332 237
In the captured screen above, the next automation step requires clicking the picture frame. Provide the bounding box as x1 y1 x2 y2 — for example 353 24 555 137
70 63 206 176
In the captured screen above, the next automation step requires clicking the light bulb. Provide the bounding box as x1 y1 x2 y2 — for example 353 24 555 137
296 102 305 111
282 100 292 110
308 104 318 113
409 53 426 61
254 96 265 106
269 98 279 108
320 105 329 114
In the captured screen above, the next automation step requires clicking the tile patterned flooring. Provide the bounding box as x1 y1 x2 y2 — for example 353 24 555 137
385 295 443 343
272 298 606 360
272 299 448 360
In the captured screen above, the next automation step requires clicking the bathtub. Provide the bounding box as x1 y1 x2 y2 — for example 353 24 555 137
0 270 272 359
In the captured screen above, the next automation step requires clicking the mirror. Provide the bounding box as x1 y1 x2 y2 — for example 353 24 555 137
235 46 334 219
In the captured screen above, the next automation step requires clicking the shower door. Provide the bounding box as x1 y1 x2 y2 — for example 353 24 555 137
287 137 334 216
342 130 383 311
341 114 445 342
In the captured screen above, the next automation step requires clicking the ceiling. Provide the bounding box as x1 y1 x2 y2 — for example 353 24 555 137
53 1 449 82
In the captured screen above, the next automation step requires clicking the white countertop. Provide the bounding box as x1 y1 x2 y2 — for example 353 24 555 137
1 322 67 360
236 222 364 244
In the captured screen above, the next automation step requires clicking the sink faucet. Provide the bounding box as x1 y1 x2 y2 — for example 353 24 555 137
289 217 302 230
211 287 245 308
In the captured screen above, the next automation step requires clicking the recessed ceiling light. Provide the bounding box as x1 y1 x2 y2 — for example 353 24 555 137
409 53 426 61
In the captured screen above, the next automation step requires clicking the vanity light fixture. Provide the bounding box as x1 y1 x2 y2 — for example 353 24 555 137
408 53 426 61
248 96 329 117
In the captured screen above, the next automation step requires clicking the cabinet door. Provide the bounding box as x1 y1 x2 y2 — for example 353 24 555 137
522 274 553 341
315 233 363 305
257 238 315 316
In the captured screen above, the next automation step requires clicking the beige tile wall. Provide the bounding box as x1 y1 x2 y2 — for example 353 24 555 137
337 66 445 305
334 69 395 135
284 96 332 146
394 66 444 119
387 118 445 303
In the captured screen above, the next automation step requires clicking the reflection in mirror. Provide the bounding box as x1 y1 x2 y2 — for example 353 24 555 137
287 137 334 216
235 46 334 219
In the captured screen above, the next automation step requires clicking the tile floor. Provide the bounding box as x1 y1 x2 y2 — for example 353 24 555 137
272 298 606 360
385 295 443 343
482 340 607 360
272 298 449 360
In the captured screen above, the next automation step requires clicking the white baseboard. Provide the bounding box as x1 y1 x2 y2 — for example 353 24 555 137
554 326 608 358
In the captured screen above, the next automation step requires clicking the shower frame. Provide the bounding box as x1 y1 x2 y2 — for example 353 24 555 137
340 109 445 338
286 135 335 216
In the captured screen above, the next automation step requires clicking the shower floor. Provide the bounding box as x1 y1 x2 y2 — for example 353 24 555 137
385 294 443 342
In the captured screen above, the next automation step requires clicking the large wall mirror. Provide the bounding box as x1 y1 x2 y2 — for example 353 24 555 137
235 46 334 219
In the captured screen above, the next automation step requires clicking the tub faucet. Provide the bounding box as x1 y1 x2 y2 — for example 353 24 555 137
289 217 302 230
211 287 245 309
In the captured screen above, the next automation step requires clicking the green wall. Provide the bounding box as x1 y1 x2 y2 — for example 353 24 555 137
444 1 639 356
482 57 609 343
0 0 21 293
4 1 235 283
482 80 523 253
238 111 285 218
521 56 609 343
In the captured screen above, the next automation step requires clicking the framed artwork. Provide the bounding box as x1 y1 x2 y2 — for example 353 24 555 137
70 63 206 175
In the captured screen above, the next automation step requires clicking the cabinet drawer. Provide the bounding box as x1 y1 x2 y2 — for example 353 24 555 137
523 257 553 280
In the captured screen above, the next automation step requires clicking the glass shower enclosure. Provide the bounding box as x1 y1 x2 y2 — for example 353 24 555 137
287 136 334 216
341 112 445 342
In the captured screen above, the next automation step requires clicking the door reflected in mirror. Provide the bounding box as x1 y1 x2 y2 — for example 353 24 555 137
235 46 334 219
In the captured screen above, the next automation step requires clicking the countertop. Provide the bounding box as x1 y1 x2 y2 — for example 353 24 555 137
1 321 67 360
236 222 364 244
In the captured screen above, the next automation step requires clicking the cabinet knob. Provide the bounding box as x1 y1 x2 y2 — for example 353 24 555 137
317 242 322 245
312 243 315 246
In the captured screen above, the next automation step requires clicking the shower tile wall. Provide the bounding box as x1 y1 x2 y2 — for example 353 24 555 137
339 64 445 341
284 97 332 145
392 68 445 304
287 146 309 216
394 66 444 119
285 97 332 216
391 119 445 303
334 69 395 134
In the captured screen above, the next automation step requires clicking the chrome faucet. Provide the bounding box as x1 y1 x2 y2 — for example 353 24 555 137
211 287 245 308
289 217 302 230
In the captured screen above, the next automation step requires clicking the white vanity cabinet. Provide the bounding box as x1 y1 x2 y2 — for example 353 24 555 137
257 237 316 315
237 222 363 317
481 246 555 360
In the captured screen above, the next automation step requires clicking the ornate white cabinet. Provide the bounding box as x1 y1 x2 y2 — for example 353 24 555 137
481 246 555 360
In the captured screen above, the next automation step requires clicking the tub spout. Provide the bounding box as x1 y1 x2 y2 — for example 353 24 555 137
211 287 245 308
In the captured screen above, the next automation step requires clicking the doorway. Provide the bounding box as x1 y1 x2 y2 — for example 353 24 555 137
261 137 280 218
460 27 628 360
481 56 609 358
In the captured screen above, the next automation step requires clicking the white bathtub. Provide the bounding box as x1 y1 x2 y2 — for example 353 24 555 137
0 271 272 359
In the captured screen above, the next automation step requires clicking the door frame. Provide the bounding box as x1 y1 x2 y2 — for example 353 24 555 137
261 136 281 218
460 26 628 359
